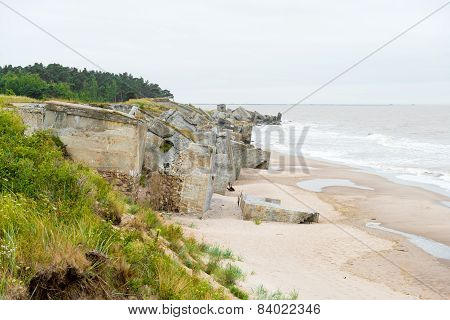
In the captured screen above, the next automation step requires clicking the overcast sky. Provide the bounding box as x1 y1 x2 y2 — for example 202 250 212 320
1 0 449 104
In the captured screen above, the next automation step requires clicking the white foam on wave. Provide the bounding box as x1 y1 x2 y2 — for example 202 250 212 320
255 122 450 196
364 133 450 154
395 174 450 192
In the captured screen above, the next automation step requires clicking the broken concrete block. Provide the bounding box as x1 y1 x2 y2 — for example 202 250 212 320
217 104 227 112
239 194 319 224
231 106 252 122
243 146 271 169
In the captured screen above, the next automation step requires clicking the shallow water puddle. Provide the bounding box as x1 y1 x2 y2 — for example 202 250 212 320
366 222 450 260
296 178 374 192
441 201 450 209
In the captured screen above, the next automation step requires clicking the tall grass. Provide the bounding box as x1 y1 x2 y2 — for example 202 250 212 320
0 109 227 300
0 94 37 107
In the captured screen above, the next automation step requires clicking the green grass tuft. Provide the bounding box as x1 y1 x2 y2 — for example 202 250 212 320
253 218 262 225
253 285 299 300
124 98 170 116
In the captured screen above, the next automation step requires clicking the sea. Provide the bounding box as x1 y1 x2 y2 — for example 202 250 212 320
199 104 450 200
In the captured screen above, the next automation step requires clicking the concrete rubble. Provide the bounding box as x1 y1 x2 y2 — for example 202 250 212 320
238 194 319 224
13 100 312 222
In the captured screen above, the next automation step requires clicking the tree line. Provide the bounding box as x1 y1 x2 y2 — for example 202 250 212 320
0 63 173 102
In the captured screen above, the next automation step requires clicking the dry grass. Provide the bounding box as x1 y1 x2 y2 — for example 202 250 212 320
0 94 37 107
124 98 171 116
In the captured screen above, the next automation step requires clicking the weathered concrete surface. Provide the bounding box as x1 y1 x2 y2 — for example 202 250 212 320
14 101 147 176
243 146 271 169
14 103 46 135
13 100 278 215
238 123 253 144
251 110 282 125
161 109 198 133
141 141 215 214
231 141 246 180
213 131 236 195
212 104 282 126
231 106 252 122
212 131 270 194
139 108 217 214
194 130 217 146
239 194 319 224
217 104 226 112
147 118 176 138
160 105 213 135
175 142 215 213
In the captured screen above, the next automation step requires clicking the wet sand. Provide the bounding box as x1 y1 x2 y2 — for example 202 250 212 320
175 153 450 299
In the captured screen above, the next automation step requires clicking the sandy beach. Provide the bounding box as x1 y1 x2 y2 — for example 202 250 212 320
175 153 450 299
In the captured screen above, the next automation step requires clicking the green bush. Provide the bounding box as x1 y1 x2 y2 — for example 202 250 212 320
0 63 173 102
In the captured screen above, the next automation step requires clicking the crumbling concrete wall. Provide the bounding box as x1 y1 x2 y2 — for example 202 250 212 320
14 103 46 135
173 143 215 213
145 172 183 212
211 104 282 126
14 102 147 177
239 194 319 224
141 123 215 214
212 129 270 193
14 100 277 215
231 141 246 180
213 131 236 195
243 146 271 169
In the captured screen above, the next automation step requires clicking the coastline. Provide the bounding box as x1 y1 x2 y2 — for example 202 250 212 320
175 152 450 299
290 155 450 247
297 152 450 199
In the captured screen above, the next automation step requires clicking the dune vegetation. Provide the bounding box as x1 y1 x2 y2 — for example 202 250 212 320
0 97 246 300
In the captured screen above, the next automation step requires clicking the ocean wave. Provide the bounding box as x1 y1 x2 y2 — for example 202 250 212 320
395 174 450 192
363 133 450 154
256 123 450 194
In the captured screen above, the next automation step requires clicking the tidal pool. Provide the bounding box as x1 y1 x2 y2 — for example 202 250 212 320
440 201 450 209
297 178 374 192
366 222 450 260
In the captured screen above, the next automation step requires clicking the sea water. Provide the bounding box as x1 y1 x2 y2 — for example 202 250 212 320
366 222 450 260
242 104 450 199
297 178 374 192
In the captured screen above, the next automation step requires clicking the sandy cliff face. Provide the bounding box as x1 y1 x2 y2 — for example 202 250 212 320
14 100 275 214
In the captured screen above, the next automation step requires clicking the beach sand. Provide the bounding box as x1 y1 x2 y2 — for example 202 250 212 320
175 153 450 299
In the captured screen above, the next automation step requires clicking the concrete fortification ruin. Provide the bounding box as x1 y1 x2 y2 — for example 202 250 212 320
14 99 317 223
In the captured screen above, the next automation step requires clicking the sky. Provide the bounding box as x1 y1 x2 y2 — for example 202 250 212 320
1 0 449 104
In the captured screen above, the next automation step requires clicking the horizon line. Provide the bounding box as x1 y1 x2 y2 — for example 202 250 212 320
189 103 450 106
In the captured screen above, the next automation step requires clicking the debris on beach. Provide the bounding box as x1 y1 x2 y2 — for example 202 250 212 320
238 193 319 224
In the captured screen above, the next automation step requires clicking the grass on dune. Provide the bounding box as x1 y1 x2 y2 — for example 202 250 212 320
0 94 37 107
253 285 299 300
0 97 249 300
0 109 229 300
124 98 171 116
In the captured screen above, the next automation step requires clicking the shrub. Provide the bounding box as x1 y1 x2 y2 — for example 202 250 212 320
219 264 245 287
